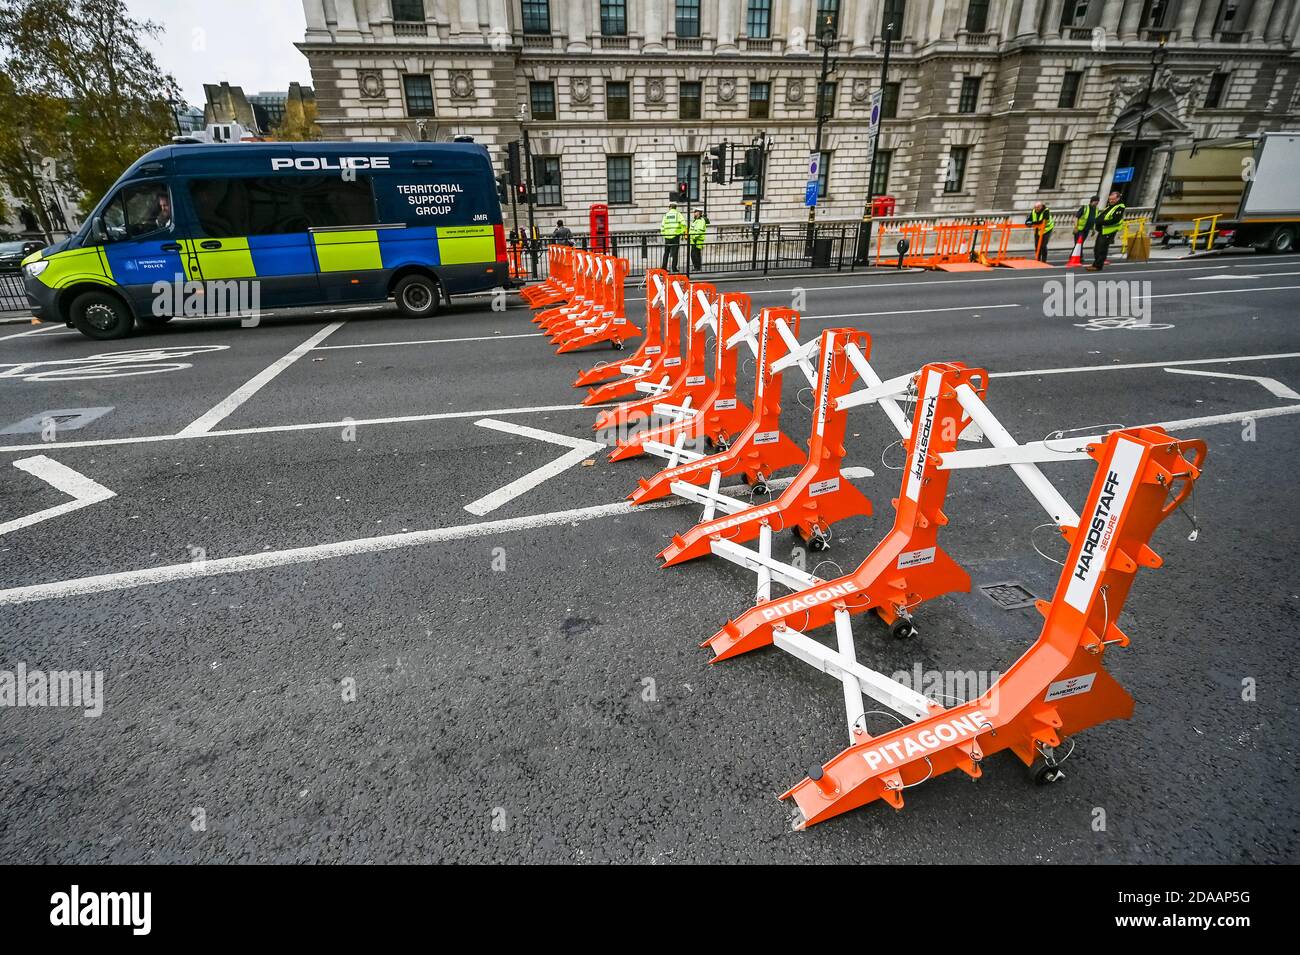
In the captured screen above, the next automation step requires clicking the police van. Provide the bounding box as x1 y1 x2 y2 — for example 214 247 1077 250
21 141 507 339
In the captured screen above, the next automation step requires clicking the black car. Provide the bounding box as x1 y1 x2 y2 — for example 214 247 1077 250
0 239 45 273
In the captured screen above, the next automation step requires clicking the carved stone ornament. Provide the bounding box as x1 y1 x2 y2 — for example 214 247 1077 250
359 71 384 99
646 77 666 103
571 76 592 103
786 77 805 104
851 78 871 103
717 77 737 102
450 70 474 99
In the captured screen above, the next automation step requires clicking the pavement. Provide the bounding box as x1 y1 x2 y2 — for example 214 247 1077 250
1 251 1297 863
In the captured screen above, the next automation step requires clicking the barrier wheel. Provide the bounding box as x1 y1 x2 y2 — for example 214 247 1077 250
808 535 830 553
889 618 917 640
1030 756 1064 786
611 339 625 351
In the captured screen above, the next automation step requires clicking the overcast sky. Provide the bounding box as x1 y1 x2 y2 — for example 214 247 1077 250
125 0 310 107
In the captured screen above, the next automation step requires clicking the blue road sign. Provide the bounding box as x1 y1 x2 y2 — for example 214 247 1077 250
1113 166 1135 183
805 180 819 207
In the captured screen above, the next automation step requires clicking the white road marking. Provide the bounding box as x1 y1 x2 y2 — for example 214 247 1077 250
1141 403 1300 430
1141 284 1300 301
803 303 1021 322
0 403 592 454
1164 367 1300 400
1189 270 1300 281
0 345 229 380
1 455 115 536
991 351 1300 379
176 322 345 436
314 332 542 350
0 324 66 342
463 418 606 516
0 470 848 605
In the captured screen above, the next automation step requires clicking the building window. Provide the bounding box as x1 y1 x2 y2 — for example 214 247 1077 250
392 0 425 22
679 81 702 119
1215 1 1242 33
1204 71 1229 108
529 81 556 120
944 146 969 193
1141 0 1172 28
747 0 772 38
816 0 840 35
882 0 906 41
1058 70 1082 108
872 150 893 195
676 0 701 38
677 154 701 201
606 155 633 204
965 0 990 32
402 75 434 117
521 0 550 34
600 0 627 35
749 81 771 118
881 81 901 118
1039 142 1066 189
818 150 832 197
1060 0 1090 28
606 81 630 120
817 81 837 118
533 155 562 206
958 77 981 113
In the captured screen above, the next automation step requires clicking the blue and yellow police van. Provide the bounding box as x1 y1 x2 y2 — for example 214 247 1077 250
21 141 508 339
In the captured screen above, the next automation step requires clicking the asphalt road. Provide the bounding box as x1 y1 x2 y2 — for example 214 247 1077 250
1 253 1298 863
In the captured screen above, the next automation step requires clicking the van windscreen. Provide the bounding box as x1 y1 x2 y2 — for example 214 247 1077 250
189 176 377 237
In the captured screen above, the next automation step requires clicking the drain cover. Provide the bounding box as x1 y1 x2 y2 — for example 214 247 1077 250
0 407 113 435
980 581 1039 610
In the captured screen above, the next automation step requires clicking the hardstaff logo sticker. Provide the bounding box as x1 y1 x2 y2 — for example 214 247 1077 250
686 375 706 386
753 430 780 445
1045 672 1097 701
646 346 662 355
809 477 840 497
814 339 836 436
903 371 941 503
861 710 992 772
715 399 737 410
664 357 682 367
897 546 936 569
1063 438 1143 612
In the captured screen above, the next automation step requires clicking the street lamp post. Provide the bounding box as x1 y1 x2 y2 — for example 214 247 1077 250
856 20 894 265
1125 37 1168 203
805 15 838 257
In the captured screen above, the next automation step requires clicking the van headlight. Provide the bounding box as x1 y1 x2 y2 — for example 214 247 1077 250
23 260 48 278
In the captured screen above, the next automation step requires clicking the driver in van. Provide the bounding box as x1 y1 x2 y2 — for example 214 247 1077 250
143 187 173 234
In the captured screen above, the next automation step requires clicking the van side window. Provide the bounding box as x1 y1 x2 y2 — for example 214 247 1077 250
100 182 174 242
189 176 377 238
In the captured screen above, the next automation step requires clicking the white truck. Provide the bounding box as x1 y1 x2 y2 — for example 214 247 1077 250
1155 131 1300 254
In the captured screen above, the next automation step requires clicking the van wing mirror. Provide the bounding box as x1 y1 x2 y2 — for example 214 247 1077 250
91 216 108 242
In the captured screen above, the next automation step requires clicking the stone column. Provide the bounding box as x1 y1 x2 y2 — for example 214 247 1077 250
303 0 329 38
567 0 590 50
1246 0 1273 39
786 0 810 53
1264 0 1291 40
1015 0 1042 38
717 0 740 52
1175 0 1200 39
1099 0 1123 39
1118 0 1143 39
852 0 877 52
334 0 361 37
644 0 666 52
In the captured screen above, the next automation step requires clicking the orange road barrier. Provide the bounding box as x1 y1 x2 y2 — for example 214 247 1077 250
658 327 875 566
705 360 986 662
627 305 807 505
545 253 609 342
554 257 639 353
924 221 992 271
573 269 671 389
781 427 1205 827
521 245 572 308
874 221 932 267
987 222 1055 269
535 250 597 330
590 276 693 431
583 273 686 405
608 289 754 462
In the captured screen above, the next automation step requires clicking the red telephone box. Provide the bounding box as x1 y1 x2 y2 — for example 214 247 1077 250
589 203 610 252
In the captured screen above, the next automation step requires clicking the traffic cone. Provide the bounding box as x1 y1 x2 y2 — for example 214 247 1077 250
1067 235 1084 268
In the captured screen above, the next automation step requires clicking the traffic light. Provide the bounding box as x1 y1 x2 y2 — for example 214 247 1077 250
516 182 533 204
666 180 690 202
709 142 728 184
496 175 509 202
506 140 522 186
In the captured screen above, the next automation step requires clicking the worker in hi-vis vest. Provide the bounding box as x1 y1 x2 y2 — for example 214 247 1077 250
1027 201 1055 262
688 209 708 270
660 201 686 270
1073 195 1100 243
1087 191 1127 272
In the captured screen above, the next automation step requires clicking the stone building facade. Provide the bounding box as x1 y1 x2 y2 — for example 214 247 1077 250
298 1 1300 230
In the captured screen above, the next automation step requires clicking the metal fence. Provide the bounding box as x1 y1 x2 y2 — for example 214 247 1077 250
0 273 30 313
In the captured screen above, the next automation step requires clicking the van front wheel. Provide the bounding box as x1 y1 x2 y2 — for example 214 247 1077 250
70 290 134 340
394 274 441 319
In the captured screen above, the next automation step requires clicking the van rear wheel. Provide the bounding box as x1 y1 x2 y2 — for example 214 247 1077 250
70 290 134 340
394 274 441 319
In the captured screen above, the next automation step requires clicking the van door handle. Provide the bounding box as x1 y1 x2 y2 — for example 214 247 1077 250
200 240 222 250
160 242 181 251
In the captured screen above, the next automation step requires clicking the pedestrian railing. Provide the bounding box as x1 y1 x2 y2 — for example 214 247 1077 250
0 273 30 313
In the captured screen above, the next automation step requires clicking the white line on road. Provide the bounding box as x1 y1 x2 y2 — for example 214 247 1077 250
1164 367 1300 400
1 456 115 537
314 332 542 350
0 324 69 343
0 403 591 454
991 351 1300 379
176 322 345 436
805 303 1021 322
1142 284 1300 301
1189 270 1300 281
463 418 606 516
